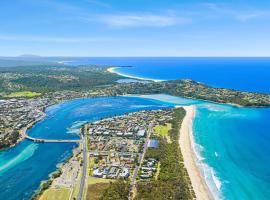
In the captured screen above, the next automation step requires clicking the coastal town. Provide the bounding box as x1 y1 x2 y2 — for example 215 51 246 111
86 109 173 183
35 108 178 200
0 90 103 149
1 64 270 150
0 65 269 200
2 0 270 198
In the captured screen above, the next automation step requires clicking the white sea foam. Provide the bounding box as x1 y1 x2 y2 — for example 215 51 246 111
199 103 231 113
189 116 223 200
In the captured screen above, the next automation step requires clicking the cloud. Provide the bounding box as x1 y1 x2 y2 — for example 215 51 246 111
96 13 189 27
202 3 270 22
0 35 102 43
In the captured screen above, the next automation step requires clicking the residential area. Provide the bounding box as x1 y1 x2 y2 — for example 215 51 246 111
85 109 174 197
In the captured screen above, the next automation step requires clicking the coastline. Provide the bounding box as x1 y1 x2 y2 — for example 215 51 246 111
107 67 163 82
180 106 214 200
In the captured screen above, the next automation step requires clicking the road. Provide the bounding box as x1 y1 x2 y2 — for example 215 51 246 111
77 126 88 200
89 150 140 155
21 128 81 143
129 122 153 200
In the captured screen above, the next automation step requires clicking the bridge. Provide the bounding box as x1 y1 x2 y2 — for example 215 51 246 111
21 129 81 143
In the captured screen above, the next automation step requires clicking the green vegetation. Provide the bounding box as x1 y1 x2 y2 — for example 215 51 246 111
154 123 171 137
0 65 123 95
154 123 172 143
6 91 41 98
102 80 270 107
0 130 20 149
0 63 269 107
39 188 70 200
99 180 130 200
135 108 195 200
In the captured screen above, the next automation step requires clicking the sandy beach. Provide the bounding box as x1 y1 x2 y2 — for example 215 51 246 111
107 67 163 82
180 106 214 200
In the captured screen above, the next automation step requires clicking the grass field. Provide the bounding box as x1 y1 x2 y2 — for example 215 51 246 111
154 123 171 137
86 183 110 200
154 123 172 143
6 91 41 98
88 176 114 185
40 188 70 200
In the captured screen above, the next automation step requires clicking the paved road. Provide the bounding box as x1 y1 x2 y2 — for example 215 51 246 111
77 126 88 200
89 150 140 155
129 122 153 200
21 129 81 143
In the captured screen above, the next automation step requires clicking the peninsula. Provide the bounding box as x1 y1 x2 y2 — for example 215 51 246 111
1 64 270 150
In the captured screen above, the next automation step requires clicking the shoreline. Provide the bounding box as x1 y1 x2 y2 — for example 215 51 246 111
180 106 214 200
107 67 163 82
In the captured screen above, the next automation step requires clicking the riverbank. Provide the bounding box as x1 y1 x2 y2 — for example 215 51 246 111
107 67 163 82
180 106 214 200
33 145 81 200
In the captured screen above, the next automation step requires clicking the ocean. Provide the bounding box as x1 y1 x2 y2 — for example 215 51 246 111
0 57 269 200
135 94 270 200
66 57 270 199
66 57 270 93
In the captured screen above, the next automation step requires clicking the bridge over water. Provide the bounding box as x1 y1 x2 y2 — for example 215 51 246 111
22 130 81 143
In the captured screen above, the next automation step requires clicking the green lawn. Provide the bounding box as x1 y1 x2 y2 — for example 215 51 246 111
154 123 171 137
40 188 70 200
6 91 41 98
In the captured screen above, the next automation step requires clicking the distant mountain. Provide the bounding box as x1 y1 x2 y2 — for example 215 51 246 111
0 56 62 67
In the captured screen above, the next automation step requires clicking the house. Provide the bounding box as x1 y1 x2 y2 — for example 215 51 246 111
137 129 145 137
93 168 103 178
107 167 120 178
119 167 130 179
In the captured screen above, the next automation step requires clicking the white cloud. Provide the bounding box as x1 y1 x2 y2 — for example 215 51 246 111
97 14 189 27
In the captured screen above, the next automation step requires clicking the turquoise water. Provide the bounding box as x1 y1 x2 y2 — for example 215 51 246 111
67 56 270 199
0 96 172 200
140 94 270 200
1 56 270 199
1 94 269 200
194 104 270 200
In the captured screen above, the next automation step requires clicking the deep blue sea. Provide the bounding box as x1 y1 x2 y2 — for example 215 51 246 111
0 57 269 200
66 57 270 93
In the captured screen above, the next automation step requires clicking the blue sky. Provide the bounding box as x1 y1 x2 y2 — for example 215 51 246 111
1 0 270 56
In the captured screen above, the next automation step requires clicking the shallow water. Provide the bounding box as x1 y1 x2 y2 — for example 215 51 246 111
141 94 270 200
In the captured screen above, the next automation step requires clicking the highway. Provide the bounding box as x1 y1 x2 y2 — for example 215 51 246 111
77 125 88 200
